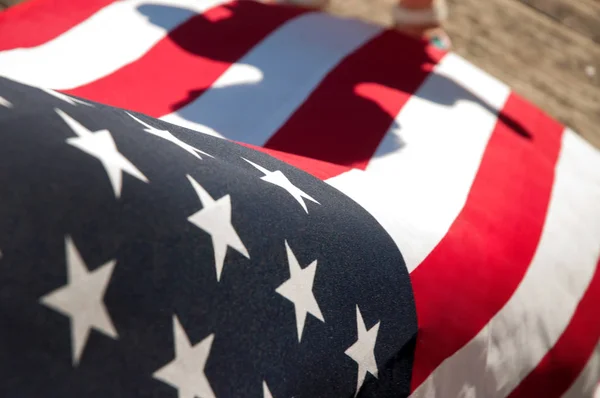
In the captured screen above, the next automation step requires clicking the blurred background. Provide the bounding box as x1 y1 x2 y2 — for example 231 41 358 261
2 0 599 149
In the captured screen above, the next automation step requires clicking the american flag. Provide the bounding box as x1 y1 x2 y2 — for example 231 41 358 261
0 0 599 397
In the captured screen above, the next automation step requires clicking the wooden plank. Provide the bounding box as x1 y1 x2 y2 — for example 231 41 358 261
442 0 600 149
518 0 600 44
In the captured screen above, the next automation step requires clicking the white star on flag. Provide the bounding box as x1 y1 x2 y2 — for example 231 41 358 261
263 381 274 398
42 88 91 106
242 158 319 213
40 236 118 366
153 316 216 398
126 112 213 160
186 175 250 281
275 240 324 342
56 108 148 198
0 96 12 108
345 305 380 396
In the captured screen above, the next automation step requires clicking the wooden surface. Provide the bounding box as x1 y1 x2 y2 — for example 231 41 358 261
2 0 599 149
518 0 600 44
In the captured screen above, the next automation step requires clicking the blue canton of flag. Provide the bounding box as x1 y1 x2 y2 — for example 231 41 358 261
0 76 416 398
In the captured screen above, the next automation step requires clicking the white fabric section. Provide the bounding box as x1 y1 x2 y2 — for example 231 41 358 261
275 0 328 6
392 0 449 26
327 53 509 272
160 12 381 143
410 129 600 398
562 341 600 398
0 0 228 90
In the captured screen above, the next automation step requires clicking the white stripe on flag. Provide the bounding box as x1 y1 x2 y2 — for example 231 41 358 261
327 53 509 272
562 342 600 398
0 0 227 90
410 129 600 398
160 12 381 142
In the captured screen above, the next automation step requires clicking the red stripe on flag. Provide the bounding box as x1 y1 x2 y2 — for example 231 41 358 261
409 93 565 391
0 0 113 51
508 257 600 398
65 2 305 115
264 31 444 170
238 143 351 180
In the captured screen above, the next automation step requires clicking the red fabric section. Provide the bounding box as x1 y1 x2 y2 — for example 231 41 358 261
409 93 565 391
66 2 304 115
0 0 113 51
238 143 351 180
508 257 600 398
265 31 444 169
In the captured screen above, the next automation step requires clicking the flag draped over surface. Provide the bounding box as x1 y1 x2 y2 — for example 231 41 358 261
0 77 418 398
0 0 599 397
